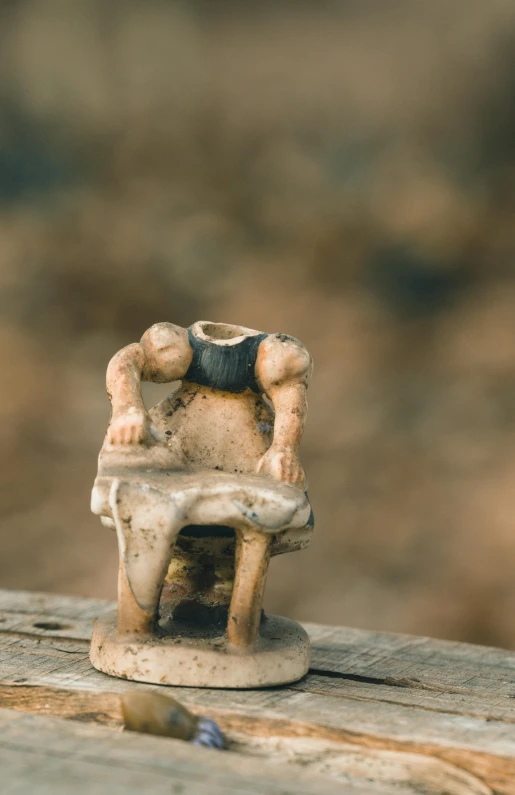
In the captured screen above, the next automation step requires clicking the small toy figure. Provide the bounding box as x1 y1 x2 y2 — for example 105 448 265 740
90 321 314 687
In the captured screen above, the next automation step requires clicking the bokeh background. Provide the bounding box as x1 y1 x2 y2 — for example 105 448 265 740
1 0 515 647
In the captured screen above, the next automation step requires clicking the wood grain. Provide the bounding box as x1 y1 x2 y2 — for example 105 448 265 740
0 708 357 795
0 589 514 794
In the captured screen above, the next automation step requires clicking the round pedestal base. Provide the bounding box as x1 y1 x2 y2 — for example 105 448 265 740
90 610 310 688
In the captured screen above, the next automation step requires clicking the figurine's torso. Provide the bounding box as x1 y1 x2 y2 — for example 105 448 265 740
101 320 310 485
145 322 274 474
185 326 268 394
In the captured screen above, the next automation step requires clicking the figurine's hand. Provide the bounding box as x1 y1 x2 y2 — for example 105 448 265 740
107 408 151 445
256 445 306 489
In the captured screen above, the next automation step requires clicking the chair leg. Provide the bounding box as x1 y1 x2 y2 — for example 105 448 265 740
227 530 271 649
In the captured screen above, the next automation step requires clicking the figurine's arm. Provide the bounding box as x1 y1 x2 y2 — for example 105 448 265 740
106 323 192 445
255 335 312 488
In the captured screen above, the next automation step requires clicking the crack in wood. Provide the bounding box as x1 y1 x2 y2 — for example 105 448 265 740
308 667 402 687
307 666 515 700
0 628 91 644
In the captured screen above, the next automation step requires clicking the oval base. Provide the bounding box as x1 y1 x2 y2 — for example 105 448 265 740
90 610 310 688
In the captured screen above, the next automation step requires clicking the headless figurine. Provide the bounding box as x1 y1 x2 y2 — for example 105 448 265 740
90 321 314 688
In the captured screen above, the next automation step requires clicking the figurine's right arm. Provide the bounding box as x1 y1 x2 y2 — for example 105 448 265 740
106 323 192 445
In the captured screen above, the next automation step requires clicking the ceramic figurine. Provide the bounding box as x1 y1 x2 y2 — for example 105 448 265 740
90 321 314 688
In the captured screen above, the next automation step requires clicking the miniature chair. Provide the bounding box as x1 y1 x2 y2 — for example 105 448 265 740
90 321 314 688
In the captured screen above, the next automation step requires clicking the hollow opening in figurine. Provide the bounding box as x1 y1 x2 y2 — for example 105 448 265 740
178 524 235 539
159 524 237 636
200 322 255 341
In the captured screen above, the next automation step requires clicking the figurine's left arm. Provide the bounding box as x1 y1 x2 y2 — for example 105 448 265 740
256 335 312 489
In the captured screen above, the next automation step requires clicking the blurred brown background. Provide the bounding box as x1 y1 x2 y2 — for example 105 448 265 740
1 0 515 647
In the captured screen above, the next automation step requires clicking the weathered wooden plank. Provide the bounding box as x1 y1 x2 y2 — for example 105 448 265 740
4 590 515 698
1 596 515 727
0 589 109 621
4 590 515 701
1 687 494 794
306 622 515 698
0 708 362 795
0 590 514 794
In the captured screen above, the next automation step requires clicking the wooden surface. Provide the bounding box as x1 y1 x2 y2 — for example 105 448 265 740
0 590 514 794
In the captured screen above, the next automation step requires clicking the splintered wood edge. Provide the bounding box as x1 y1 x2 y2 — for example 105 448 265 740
0 681 512 792
1 590 515 794
0 708 352 795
